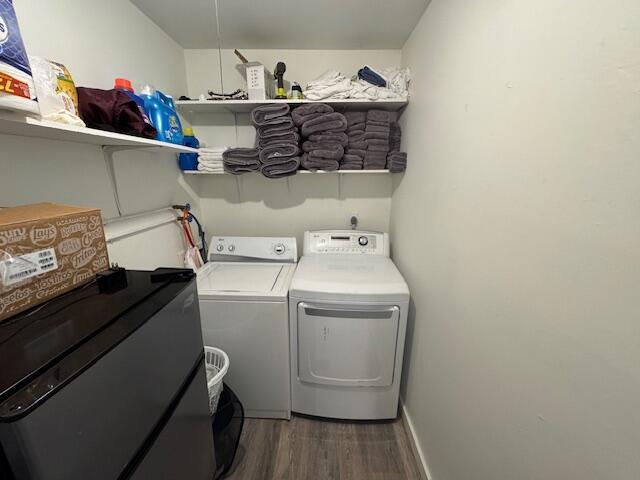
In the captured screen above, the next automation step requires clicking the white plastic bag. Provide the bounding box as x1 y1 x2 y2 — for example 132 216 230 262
29 56 84 126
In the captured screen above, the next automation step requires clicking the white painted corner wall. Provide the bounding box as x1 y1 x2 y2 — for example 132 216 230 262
393 1 640 479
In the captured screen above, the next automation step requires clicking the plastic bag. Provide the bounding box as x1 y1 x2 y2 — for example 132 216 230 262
29 56 84 126
0 0 39 114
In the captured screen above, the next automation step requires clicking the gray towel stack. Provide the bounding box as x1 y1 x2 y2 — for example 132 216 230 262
343 111 366 170
294 104 347 171
363 110 391 170
387 152 408 173
222 148 261 174
389 121 402 152
251 104 300 178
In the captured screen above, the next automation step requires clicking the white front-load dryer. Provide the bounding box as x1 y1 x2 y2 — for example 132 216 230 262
197 236 297 419
289 231 410 420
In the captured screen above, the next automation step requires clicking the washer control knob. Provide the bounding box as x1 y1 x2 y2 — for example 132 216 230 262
216 244 224 252
358 236 369 246
274 244 286 255
228 245 235 252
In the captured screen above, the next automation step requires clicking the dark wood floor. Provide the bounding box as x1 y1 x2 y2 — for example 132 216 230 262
223 415 421 480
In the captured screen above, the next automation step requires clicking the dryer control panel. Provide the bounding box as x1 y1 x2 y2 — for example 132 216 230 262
304 231 390 256
209 236 298 262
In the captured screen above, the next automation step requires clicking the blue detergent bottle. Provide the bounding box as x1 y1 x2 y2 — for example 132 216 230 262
139 84 184 144
114 78 154 130
179 127 200 170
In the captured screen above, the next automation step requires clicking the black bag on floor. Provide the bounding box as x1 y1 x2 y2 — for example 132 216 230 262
213 384 244 479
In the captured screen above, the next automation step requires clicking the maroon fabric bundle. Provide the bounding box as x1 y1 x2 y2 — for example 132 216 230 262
77 87 157 139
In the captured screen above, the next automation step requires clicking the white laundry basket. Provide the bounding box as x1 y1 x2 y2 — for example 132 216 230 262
204 346 229 415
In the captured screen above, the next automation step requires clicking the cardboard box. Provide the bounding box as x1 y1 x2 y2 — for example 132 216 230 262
0 203 110 322
243 62 274 100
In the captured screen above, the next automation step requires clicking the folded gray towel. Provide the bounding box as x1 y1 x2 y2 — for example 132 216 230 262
346 148 367 158
301 153 339 171
367 109 390 123
366 138 390 146
344 111 366 126
364 131 389 141
365 124 390 133
308 132 348 147
292 103 333 127
347 130 366 140
222 148 261 174
258 130 300 148
261 157 301 178
347 122 366 132
257 118 295 138
301 112 347 137
368 144 390 153
366 119 391 127
308 143 344 160
388 151 407 172
302 140 341 153
251 103 290 126
389 122 402 152
341 154 364 168
348 141 367 150
259 143 301 164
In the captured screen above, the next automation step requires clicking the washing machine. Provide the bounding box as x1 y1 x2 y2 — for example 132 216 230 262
197 236 297 419
289 230 409 420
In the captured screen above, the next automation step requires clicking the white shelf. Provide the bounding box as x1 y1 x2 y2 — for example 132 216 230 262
0 111 198 153
183 169 392 175
176 99 407 115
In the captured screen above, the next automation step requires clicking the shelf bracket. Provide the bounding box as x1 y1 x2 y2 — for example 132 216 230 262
102 145 150 217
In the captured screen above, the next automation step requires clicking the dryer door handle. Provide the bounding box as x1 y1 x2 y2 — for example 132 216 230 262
300 303 398 320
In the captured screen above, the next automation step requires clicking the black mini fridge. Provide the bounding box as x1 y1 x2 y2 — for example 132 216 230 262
0 269 215 480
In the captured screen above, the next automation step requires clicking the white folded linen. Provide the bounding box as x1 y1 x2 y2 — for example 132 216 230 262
303 70 352 101
349 79 403 100
197 163 224 173
377 67 411 98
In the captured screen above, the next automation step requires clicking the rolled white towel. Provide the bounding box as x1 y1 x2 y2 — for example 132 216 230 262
197 163 224 173
198 158 223 166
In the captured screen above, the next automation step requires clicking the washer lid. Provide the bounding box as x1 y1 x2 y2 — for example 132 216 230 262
289 255 409 303
197 262 295 301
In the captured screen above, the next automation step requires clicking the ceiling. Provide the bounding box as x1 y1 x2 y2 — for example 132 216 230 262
131 0 429 49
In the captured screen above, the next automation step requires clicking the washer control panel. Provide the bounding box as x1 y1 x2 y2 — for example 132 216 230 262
209 236 298 262
304 231 389 256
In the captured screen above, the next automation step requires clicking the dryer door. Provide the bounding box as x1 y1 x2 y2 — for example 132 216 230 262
296 302 400 387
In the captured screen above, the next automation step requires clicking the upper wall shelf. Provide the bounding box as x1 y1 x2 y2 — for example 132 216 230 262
175 99 408 115
0 112 198 153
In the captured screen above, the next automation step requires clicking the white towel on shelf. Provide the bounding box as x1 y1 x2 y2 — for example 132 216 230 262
303 70 352 101
197 163 224 173
349 79 404 100
377 67 411 99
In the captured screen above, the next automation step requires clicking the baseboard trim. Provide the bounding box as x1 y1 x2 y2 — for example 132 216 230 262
400 401 432 480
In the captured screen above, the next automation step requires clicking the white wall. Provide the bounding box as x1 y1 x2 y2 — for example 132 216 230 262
186 173 392 247
182 48 401 243
393 1 640 479
2 0 192 268
15 0 187 96
184 49 402 98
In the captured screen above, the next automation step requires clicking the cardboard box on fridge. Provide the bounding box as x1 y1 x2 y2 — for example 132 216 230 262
0 203 110 322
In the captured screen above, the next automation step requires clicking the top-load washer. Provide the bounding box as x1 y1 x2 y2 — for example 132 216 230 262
289 230 409 420
197 236 297 419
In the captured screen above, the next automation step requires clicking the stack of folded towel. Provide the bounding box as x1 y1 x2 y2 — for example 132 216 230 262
389 121 402 152
387 152 408 173
251 104 301 178
222 148 261 175
293 104 348 171
197 147 227 173
342 111 367 170
363 110 391 170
